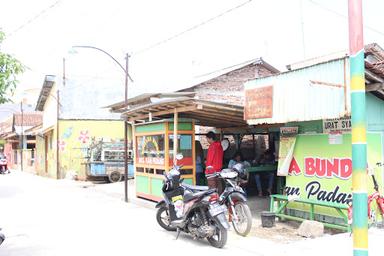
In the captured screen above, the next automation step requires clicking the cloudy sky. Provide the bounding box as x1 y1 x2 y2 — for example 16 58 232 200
1 0 384 103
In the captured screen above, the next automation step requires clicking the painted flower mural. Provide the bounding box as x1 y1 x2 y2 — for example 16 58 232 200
78 130 90 144
58 140 66 151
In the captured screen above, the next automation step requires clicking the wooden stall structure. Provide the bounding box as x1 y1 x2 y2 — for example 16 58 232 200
133 119 195 201
120 96 247 202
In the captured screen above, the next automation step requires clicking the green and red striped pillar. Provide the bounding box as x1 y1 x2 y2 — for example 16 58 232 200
348 0 368 255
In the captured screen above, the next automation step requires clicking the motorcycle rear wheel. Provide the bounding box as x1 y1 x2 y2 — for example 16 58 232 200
232 202 252 236
207 224 227 248
156 206 177 232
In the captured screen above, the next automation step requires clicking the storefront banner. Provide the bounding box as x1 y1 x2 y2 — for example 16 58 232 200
323 117 351 133
137 157 164 165
277 127 298 176
285 133 383 210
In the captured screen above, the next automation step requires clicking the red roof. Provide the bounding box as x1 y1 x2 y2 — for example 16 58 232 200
13 112 43 126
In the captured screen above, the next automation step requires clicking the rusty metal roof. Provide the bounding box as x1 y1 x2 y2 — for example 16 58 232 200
0 112 42 138
121 97 246 128
365 43 384 98
245 43 384 126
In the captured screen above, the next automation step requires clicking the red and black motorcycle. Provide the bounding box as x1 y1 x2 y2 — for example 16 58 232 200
156 154 230 248
0 155 9 174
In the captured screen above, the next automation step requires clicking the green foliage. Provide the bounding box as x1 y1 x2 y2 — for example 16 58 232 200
0 30 25 103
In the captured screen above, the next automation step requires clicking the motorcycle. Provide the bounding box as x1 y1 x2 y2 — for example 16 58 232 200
155 154 230 248
0 228 4 246
183 163 253 236
0 155 9 174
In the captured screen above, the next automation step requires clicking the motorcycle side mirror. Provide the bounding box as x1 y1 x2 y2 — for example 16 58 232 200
367 165 374 176
175 154 184 160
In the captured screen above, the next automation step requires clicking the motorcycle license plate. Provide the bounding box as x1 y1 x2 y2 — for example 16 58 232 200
209 204 227 217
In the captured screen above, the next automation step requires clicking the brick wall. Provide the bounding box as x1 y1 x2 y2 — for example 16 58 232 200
182 63 275 106
182 62 277 166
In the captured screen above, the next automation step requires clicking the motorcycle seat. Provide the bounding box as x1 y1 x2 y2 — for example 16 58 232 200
183 189 216 202
182 183 209 192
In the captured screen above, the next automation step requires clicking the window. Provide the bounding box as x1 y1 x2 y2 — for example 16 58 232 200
169 134 193 166
136 135 165 165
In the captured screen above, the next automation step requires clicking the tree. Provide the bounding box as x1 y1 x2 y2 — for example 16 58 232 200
0 30 25 104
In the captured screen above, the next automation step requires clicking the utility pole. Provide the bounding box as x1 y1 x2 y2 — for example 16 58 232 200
124 53 130 203
56 90 60 179
71 45 132 202
20 101 23 172
348 0 368 255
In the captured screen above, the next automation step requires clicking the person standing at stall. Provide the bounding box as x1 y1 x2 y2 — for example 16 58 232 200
195 140 205 185
254 149 275 196
205 131 224 192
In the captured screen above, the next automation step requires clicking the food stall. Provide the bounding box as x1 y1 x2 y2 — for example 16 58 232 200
133 119 196 201
244 49 384 229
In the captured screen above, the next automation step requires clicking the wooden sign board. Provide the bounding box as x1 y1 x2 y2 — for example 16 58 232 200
244 86 273 120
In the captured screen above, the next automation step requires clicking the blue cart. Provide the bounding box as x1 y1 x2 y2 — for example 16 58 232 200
85 141 134 182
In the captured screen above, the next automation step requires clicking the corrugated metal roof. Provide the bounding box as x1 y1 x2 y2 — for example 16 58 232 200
121 98 246 128
105 92 196 112
35 75 55 111
245 58 348 125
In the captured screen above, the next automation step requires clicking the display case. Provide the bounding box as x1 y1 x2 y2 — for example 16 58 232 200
134 120 195 201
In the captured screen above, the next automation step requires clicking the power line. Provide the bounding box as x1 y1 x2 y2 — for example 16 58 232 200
132 0 254 56
308 0 384 37
7 0 62 38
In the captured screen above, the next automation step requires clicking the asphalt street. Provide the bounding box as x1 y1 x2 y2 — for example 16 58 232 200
0 171 383 256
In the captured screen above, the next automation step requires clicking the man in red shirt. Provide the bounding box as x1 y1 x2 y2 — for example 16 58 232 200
205 131 224 193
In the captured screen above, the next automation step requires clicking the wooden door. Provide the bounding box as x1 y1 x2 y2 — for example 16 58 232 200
44 135 48 173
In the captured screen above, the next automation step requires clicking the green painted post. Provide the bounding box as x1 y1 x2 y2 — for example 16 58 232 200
348 0 368 255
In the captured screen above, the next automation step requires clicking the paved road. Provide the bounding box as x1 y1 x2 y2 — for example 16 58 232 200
0 171 271 256
0 171 383 256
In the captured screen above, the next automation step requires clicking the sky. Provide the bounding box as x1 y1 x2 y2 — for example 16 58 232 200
1 0 384 104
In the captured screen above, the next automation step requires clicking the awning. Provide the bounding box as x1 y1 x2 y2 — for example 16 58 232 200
25 124 43 136
121 97 247 128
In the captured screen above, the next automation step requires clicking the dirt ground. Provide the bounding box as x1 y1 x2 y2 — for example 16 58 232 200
246 195 345 243
249 218 303 243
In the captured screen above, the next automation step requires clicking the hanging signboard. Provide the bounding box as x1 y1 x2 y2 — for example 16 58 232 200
323 117 351 133
277 127 298 176
244 86 273 120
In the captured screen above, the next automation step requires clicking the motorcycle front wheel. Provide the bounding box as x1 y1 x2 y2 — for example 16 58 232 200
232 202 252 236
156 206 177 232
207 224 227 248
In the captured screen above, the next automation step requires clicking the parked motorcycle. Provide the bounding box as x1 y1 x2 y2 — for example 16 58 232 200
0 228 4 246
0 155 9 174
155 154 230 248
183 163 252 236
